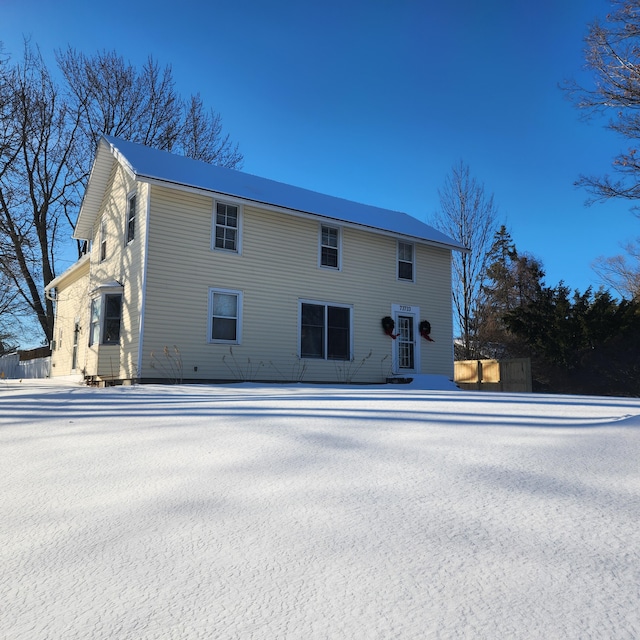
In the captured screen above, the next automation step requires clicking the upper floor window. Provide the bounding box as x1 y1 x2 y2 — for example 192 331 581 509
300 301 351 360
320 224 340 269
214 202 239 252
89 292 122 346
99 218 107 262
126 193 136 244
398 241 414 281
209 288 242 343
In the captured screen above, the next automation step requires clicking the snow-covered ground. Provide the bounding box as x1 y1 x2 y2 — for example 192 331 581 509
2 378 639 640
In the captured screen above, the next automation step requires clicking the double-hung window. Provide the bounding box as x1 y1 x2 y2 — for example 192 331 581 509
214 202 239 252
99 218 107 262
126 193 136 244
209 288 242 343
398 241 414 281
300 301 351 360
320 224 340 269
103 295 123 344
89 298 101 345
89 292 123 346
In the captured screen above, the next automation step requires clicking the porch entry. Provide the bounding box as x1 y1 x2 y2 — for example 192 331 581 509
391 304 420 374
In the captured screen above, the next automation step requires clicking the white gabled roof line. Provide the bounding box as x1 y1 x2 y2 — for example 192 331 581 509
74 135 468 253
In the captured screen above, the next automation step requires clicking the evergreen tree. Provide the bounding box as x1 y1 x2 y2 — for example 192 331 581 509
505 285 640 395
475 226 544 358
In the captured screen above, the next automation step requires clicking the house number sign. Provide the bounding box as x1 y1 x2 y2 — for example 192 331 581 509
399 305 412 312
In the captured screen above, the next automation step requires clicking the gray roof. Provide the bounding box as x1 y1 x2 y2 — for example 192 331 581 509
74 135 467 252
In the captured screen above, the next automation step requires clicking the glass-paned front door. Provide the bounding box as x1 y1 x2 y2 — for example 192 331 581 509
397 314 415 370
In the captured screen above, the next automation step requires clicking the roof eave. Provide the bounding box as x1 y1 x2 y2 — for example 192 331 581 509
73 137 137 241
137 173 469 253
45 253 91 292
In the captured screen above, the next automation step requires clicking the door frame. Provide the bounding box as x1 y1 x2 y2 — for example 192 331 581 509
391 304 420 374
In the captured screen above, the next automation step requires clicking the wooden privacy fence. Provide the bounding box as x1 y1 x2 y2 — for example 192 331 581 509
454 358 532 392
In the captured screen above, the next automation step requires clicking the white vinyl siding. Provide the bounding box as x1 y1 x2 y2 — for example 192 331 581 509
48 258 91 377
140 184 455 382
86 166 147 380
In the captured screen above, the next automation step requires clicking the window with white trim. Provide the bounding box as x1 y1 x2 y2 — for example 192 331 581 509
209 288 242 343
99 218 107 262
320 224 340 269
213 202 240 252
89 293 122 346
300 301 351 360
89 298 101 345
398 241 414 281
126 193 136 244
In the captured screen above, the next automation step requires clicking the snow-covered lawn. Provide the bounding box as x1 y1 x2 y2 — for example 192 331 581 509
2 378 639 640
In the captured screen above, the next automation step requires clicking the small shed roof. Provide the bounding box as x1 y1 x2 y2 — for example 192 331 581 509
74 135 467 252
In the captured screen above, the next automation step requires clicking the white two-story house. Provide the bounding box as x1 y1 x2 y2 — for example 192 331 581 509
46 135 467 384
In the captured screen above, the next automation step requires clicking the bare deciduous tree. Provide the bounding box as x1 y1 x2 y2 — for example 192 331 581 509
564 0 640 204
431 161 499 359
0 277 21 354
0 41 243 345
0 43 84 343
57 48 243 169
592 239 640 299
563 0 640 300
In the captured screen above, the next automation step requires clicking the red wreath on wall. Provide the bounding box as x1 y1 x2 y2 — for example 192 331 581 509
419 320 434 342
381 316 398 339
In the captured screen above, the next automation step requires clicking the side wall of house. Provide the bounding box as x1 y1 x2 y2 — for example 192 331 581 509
49 259 90 376
140 185 454 383
83 164 148 380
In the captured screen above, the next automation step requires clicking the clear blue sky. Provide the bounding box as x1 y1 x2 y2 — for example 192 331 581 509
2 0 637 296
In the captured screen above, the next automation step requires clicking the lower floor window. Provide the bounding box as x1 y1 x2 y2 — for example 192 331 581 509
89 292 123 346
300 301 351 360
89 298 101 345
103 295 122 344
209 288 242 343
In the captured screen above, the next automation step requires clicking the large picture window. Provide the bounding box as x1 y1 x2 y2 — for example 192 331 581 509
300 301 351 360
213 202 240 252
209 288 242 343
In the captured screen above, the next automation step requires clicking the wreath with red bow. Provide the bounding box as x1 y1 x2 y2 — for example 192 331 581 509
381 316 398 339
419 320 434 342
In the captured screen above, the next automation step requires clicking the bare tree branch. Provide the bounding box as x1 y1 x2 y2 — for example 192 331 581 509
431 161 499 359
0 42 243 345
